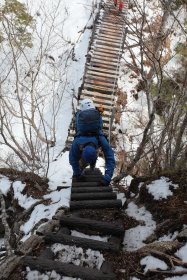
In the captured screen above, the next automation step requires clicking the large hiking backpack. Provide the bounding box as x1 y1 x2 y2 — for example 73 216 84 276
75 109 102 136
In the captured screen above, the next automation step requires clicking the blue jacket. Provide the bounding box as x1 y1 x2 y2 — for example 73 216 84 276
69 135 115 182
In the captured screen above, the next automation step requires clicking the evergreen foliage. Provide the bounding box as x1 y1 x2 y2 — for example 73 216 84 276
175 42 187 58
171 0 187 10
0 0 35 48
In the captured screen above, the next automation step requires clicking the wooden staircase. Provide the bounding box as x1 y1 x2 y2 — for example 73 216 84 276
23 168 125 279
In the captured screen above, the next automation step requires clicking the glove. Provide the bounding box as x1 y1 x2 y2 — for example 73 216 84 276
72 175 86 182
100 176 110 186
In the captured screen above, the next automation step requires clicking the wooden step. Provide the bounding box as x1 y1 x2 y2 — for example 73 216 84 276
98 20 124 28
97 22 123 29
90 58 118 67
95 39 122 48
83 84 114 94
90 54 119 63
96 27 123 36
70 199 122 210
89 51 119 61
92 48 121 57
60 216 124 236
85 77 116 87
71 187 113 193
82 89 114 100
88 60 118 70
93 43 122 52
91 45 122 54
73 174 103 181
94 35 122 45
23 256 116 280
71 192 117 201
72 181 100 187
86 69 117 79
94 32 123 41
84 79 116 89
97 22 123 30
87 65 119 75
44 232 119 252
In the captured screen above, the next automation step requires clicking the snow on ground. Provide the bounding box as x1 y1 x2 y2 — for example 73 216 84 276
140 255 168 273
51 243 104 269
26 267 81 280
123 176 181 251
123 201 156 251
0 177 11 195
146 177 179 200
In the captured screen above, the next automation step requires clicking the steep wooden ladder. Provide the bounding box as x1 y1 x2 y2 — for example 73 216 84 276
66 0 127 147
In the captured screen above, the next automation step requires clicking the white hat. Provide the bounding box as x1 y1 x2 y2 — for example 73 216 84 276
79 99 95 111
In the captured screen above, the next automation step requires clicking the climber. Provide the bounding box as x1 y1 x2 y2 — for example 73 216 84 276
113 0 124 12
69 133 115 186
69 99 115 186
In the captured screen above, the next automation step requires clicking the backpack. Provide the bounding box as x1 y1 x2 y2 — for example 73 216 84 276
75 109 102 136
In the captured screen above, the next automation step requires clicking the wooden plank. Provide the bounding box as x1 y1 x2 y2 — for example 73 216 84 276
88 62 117 71
71 192 117 201
44 232 119 252
72 182 99 187
85 74 116 85
98 20 124 28
90 58 118 66
73 175 104 183
92 47 122 57
93 53 119 62
87 65 118 75
70 199 122 210
85 78 115 88
84 83 115 93
97 25 123 33
23 257 116 280
82 90 114 100
97 28 123 36
91 46 122 56
93 44 122 52
85 74 116 83
96 25 123 34
95 39 122 48
93 45 121 55
94 33 122 43
98 21 124 28
60 216 125 236
93 51 119 60
84 79 115 88
71 187 113 193
87 70 117 79
94 33 122 42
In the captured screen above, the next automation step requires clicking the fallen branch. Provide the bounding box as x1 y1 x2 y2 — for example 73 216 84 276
147 269 187 276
